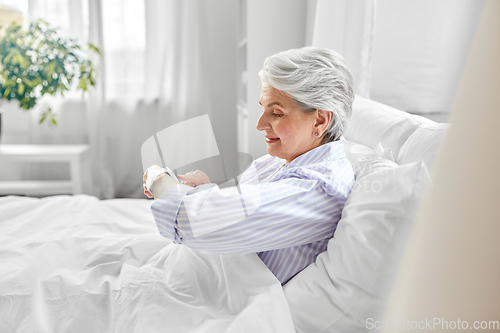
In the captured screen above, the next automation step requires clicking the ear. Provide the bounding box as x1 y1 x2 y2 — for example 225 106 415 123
314 110 332 136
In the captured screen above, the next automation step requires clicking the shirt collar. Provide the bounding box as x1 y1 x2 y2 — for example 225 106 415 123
284 140 345 170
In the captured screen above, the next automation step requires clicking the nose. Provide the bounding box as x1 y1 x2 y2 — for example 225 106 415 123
256 112 271 132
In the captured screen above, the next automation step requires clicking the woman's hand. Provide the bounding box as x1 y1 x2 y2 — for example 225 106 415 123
142 165 162 198
143 167 209 199
143 165 179 199
177 170 210 187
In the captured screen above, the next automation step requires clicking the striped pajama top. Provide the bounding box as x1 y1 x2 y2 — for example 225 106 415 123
151 140 355 284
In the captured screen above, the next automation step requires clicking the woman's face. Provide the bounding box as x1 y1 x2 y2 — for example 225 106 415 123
256 83 321 164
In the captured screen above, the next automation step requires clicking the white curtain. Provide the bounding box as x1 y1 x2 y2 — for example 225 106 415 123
311 0 485 115
144 0 212 123
17 0 215 198
311 0 377 98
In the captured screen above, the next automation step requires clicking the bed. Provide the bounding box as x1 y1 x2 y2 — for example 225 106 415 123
0 95 448 333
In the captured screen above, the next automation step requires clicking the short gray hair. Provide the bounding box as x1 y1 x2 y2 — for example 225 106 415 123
259 47 354 143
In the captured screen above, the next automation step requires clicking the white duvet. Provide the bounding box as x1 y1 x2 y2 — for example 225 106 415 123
0 195 294 333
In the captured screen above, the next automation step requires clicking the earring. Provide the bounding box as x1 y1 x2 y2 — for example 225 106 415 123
315 132 319 136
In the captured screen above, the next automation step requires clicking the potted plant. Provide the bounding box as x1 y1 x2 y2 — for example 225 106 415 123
0 20 101 140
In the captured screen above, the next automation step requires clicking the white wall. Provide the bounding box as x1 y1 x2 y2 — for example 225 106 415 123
370 0 485 115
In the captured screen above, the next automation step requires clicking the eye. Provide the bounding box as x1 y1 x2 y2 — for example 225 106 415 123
272 113 283 117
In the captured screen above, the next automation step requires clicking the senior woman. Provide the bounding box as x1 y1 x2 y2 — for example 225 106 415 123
143 47 355 285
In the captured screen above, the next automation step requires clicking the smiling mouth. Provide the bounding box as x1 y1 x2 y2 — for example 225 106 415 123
265 137 280 143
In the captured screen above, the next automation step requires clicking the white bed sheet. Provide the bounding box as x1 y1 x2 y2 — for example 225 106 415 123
0 195 294 333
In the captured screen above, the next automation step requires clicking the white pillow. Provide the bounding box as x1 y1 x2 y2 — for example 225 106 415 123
341 137 394 178
397 123 449 172
344 95 421 159
284 150 431 332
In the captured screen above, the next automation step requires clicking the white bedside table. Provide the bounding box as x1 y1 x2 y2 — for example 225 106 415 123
0 145 90 196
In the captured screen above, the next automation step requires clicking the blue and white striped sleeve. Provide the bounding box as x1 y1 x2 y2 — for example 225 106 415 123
150 175 346 254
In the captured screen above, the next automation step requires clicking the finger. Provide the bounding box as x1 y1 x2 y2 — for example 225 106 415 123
178 174 195 181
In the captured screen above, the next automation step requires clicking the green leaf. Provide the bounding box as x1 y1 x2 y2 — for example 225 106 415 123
88 43 102 56
4 52 14 63
21 77 35 87
78 77 88 90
